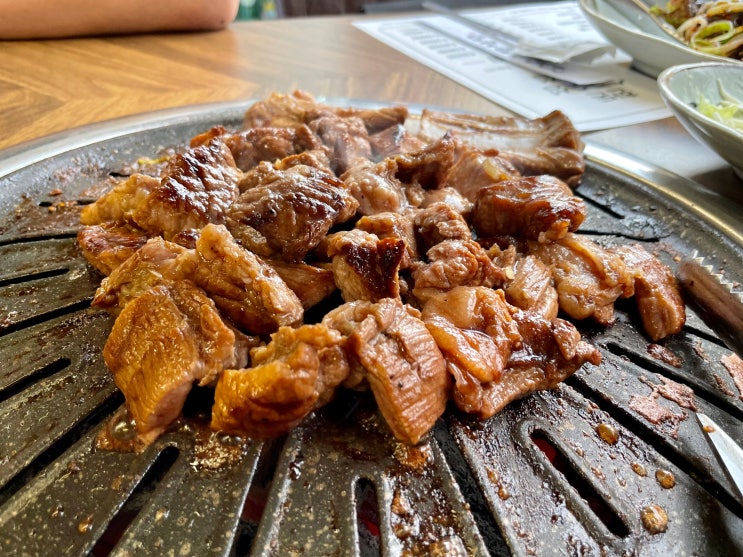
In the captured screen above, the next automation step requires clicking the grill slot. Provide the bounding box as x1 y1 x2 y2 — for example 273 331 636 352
0 104 742 556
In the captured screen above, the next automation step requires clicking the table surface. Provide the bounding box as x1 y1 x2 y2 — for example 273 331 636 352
1 14 741 204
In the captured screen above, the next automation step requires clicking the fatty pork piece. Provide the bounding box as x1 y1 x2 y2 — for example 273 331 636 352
224 125 327 172
80 173 159 226
226 163 359 262
421 287 522 418
471 175 586 242
369 123 425 160
505 254 559 320
308 113 373 175
530 233 634 325
611 244 686 341
418 187 474 218
212 323 350 439
417 109 585 187
104 281 239 446
267 259 338 310
341 158 410 215
414 201 472 253
131 140 241 240
320 229 406 302
411 239 508 303
322 298 449 445
175 224 304 334
356 211 419 268
77 223 148 276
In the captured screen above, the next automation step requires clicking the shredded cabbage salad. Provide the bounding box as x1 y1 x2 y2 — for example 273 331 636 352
696 80 743 132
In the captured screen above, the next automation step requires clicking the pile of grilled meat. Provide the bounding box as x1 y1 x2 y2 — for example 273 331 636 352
77 91 686 450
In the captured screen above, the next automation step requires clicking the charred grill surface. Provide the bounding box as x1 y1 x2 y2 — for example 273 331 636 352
1 104 742 557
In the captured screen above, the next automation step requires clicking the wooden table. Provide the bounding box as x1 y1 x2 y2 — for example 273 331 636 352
1 14 741 203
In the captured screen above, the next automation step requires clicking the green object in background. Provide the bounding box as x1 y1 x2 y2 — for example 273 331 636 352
236 0 279 19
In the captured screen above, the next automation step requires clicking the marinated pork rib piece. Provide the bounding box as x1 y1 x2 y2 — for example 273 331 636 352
320 229 406 302
472 175 586 242
414 202 472 253
341 158 410 215
80 174 159 226
226 163 359 262
309 113 373 175
418 109 585 187
104 281 238 446
393 133 458 190
267 260 338 310
212 324 350 439
334 105 409 134
487 310 601 414
369 123 425 160
224 125 326 172
175 224 304 335
323 298 449 445
131 140 241 240
411 239 508 303
92 236 186 313
418 187 474 217
505 254 559 320
421 287 522 418
356 212 418 268
77 223 148 276
530 233 633 325
242 90 319 129
612 244 686 341
441 142 522 202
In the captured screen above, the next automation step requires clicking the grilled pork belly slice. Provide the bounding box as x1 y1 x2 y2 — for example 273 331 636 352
175 224 303 335
505 254 559 320
411 239 507 303
323 298 449 445
472 175 586 242
132 140 241 240
80 173 159 226
421 287 521 418
531 233 633 325
418 109 585 187
211 324 350 438
320 229 406 302
104 281 238 447
611 244 686 341
227 163 359 262
77 223 148 276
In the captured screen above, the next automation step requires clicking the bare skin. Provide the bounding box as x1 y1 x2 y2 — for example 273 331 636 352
0 0 240 39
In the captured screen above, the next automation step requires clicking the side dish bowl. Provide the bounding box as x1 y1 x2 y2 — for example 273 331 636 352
579 0 735 77
658 62 743 180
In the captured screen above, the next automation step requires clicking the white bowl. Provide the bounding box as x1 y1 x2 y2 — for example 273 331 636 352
579 0 736 77
658 62 743 180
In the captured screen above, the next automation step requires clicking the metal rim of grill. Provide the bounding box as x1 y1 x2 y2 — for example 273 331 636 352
1 100 742 557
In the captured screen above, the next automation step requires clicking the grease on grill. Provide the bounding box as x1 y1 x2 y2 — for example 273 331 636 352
640 503 669 534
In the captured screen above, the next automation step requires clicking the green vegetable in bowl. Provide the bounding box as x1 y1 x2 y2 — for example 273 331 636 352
696 80 743 132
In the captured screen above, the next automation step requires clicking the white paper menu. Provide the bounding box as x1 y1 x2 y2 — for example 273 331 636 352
354 1 671 132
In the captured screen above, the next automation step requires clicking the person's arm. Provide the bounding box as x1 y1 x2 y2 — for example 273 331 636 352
0 0 240 40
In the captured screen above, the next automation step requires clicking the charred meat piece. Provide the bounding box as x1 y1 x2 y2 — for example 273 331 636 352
132 140 241 240
472 175 586 242
323 298 449 445
77 223 149 276
92 236 186 313
320 229 406 302
227 163 358 262
612 244 686 341
530 233 633 325
212 324 349 438
418 109 585 187
341 158 410 216
80 173 159 226
224 125 326 172
421 287 522 418
175 224 304 335
104 281 238 446
411 239 507 303
505 254 559 320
